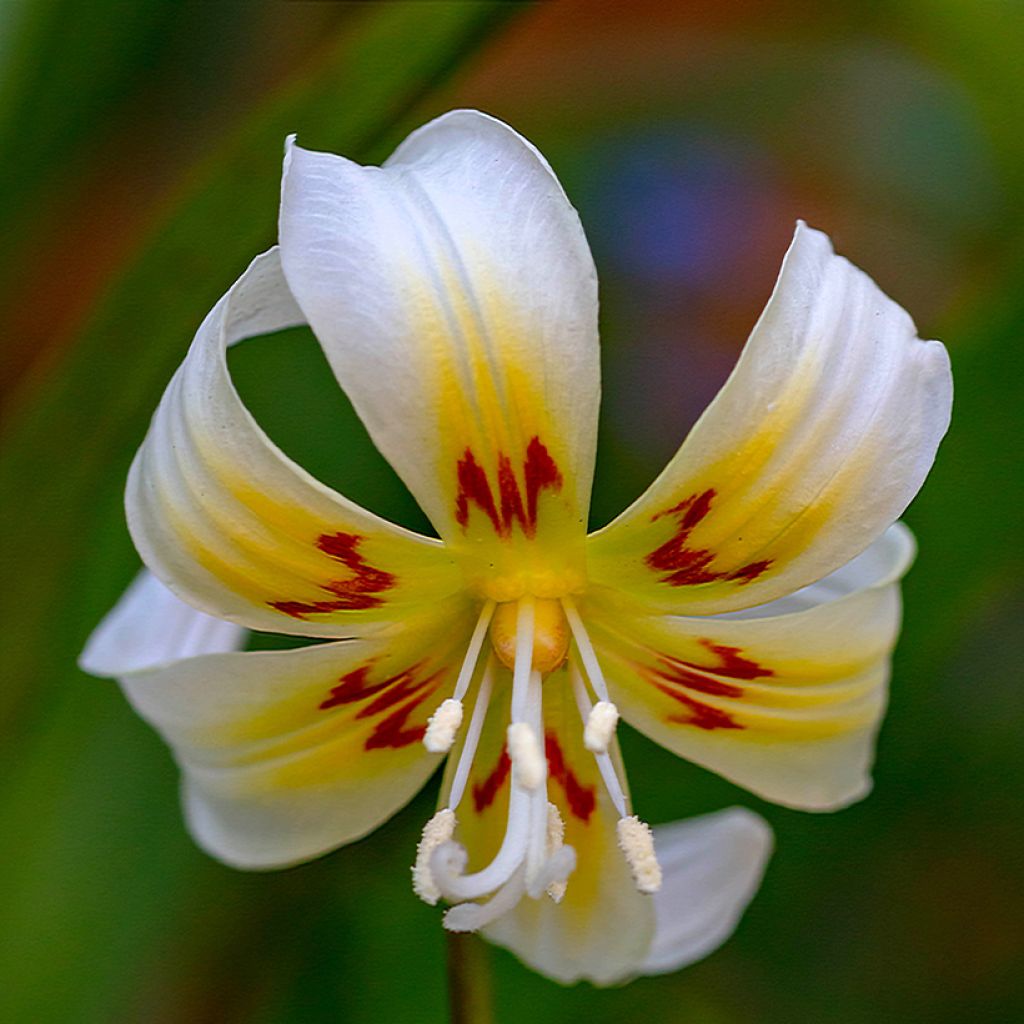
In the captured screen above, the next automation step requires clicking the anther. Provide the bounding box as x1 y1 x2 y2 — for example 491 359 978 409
545 802 567 902
507 723 545 790
412 809 457 905
616 815 662 894
423 698 463 753
584 700 619 753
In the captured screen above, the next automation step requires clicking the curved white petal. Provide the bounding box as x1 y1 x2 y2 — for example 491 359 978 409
279 110 599 590
119 600 474 869
79 569 246 677
588 222 951 615
128 248 462 637
586 525 912 810
642 807 772 975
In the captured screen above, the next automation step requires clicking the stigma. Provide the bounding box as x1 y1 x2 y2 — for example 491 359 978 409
490 598 569 673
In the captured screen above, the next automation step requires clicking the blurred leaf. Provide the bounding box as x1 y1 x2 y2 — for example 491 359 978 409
0 3 517 1021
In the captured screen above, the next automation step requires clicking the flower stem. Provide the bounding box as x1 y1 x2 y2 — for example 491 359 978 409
446 932 495 1024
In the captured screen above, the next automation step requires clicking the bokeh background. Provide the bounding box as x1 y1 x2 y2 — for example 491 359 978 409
1 1 1022 1021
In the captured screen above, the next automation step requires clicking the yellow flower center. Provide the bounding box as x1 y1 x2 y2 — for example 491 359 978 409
489 598 569 673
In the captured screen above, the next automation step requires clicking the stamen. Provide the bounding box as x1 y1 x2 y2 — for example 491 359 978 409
569 661 628 817
522 669 550 891
509 597 535 723
423 698 463 753
544 802 568 902
421 601 495 753
561 596 610 702
534 844 576 902
412 808 456 905
443 867 527 933
430 787 532 901
446 657 495 812
507 722 544 791
453 601 496 702
584 700 619 754
616 815 662 894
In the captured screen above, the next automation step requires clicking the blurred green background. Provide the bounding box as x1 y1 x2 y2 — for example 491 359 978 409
1 1 1021 1021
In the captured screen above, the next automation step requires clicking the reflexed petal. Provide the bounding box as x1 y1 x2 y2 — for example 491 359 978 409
587 223 951 615
128 248 462 637
585 526 913 810
120 600 474 868
444 669 656 985
279 110 599 593
642 807 772 975
80 569 246 677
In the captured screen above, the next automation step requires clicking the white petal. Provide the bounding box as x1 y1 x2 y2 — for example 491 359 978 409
642 807 772 975
79 569 245 677
279 110 599 577
120 601 473 868
127 247 462 637
588 526 912 811
588 222 951 615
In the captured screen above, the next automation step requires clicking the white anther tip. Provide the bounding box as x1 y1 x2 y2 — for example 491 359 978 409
584 700 619 753
412 809 457 905
616 815 662 894
423 698 463 753
506 722 545 790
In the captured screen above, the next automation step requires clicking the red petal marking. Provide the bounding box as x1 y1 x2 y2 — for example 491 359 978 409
497 454 527 534
454 436 562 538
646 489 773 587
636 638 770 731
696 638 773 680
545 731 596 822
318 659 444 751
456 449 501 534
472 749 512 813
269 532 397 619
659 687 744 731
524 436 563 528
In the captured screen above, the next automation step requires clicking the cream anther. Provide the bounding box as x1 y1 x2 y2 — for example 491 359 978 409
507 722 544 790
616 815 662 894
584 700 619 753
412 809 456 905
423 698 463 753
545 802 567 902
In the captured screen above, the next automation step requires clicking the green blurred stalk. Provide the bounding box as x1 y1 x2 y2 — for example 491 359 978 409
448 933 495 1024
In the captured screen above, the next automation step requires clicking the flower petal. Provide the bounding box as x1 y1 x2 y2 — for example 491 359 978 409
278 110 599 592
79 569 246 676
585 525 913 810
119 600 474 868
128 247 462 637
587 223 951 615
642 807 772 975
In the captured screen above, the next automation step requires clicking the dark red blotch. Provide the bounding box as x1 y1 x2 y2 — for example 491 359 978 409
318 658 443 751
270 531 396 619
646 489 772 587
455 436 562 538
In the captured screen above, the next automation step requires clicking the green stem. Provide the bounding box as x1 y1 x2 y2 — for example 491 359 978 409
447 932 495 1024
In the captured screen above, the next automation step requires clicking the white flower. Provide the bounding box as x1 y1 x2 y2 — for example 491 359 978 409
82 110 951 985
